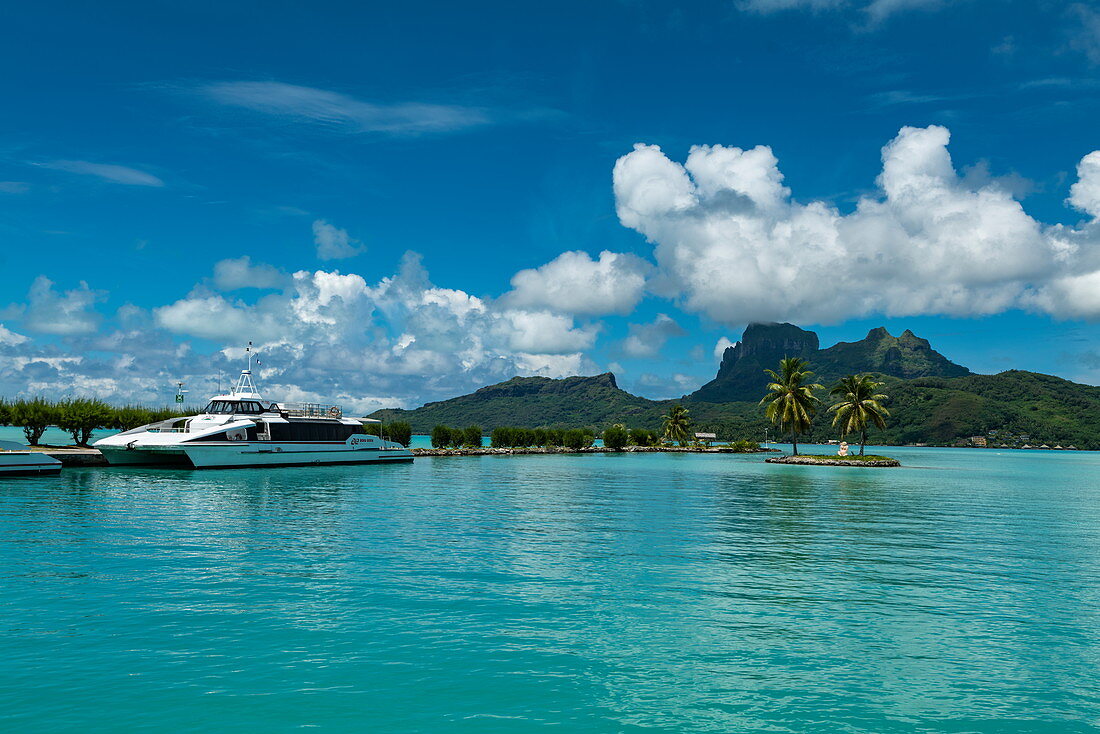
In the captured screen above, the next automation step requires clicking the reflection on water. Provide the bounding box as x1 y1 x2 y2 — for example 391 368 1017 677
2 448 1100 732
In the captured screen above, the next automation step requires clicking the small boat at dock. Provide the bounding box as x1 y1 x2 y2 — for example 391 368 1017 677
0 441 63 477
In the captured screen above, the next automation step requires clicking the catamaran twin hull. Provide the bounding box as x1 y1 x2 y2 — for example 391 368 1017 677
97 441 414 469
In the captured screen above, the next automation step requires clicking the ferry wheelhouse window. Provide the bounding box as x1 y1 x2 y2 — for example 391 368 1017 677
203 400 265 414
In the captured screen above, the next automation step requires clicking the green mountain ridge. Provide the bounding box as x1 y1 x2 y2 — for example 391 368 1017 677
372 373 657 430
371 325 1100 450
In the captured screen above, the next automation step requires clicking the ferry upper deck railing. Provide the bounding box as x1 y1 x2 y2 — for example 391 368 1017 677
276 402 344 418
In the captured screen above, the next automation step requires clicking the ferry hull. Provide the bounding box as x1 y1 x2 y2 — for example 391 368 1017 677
95 446 192 467
182 443 413 469
97 442 413 469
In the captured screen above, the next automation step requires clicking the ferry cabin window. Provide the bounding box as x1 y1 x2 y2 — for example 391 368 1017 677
238 401 264 414
269 422 356 442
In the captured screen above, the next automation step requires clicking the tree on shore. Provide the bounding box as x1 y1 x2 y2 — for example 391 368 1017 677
9 397 57 446
462 425 482 448
602 423 628 451
828 374 890 456
662 404 692 445
628 427 657 447
431 424 452 448
57 398 112 447
384 421 413 447
562 428 595 449
760 357 822 456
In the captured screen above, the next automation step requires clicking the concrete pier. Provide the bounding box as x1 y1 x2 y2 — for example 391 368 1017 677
33 448 109 466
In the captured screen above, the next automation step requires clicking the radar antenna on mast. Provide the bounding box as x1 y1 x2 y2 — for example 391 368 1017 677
231 341 262 399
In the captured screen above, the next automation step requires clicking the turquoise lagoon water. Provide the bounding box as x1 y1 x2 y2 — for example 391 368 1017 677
2 447 1100 732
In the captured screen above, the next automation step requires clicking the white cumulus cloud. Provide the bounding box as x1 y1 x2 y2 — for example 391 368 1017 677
312 219 366 260
497 310 598 354
16 276 106 335
140 251 600 406
1069 151 1100 217
620 313 687 358
154 294 285 342
503 250 651 316
613 125 1100 325
0 324 28 346
213 256 289 290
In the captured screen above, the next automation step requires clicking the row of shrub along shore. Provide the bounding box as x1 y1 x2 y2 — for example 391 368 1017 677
0 398 187 447
432 425 770 452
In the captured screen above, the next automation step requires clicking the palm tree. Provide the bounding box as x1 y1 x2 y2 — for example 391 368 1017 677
759 357 823 456
662 404 692 445
828 374 890 455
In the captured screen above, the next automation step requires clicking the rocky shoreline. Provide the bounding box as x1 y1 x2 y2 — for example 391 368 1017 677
412 446 781 457
765 455 900 467
25 445 780 467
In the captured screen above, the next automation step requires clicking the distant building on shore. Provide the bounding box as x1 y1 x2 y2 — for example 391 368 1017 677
694 432 716 446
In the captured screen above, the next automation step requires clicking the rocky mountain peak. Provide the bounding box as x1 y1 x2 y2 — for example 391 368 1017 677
690 322 969 403
718 322 818 371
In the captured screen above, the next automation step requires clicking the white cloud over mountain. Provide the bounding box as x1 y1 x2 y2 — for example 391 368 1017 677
621 314 687 358
613 124 1100 326
6 124 1100 407
503 250 650 315
114 252 597 407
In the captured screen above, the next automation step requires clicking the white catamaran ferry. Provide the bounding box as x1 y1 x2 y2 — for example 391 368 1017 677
94 351 413 469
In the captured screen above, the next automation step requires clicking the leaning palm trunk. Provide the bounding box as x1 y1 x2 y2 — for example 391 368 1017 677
791 432 799 456
828 374 889 457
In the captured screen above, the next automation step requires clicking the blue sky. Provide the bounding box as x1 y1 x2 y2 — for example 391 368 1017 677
3 0 1100 409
